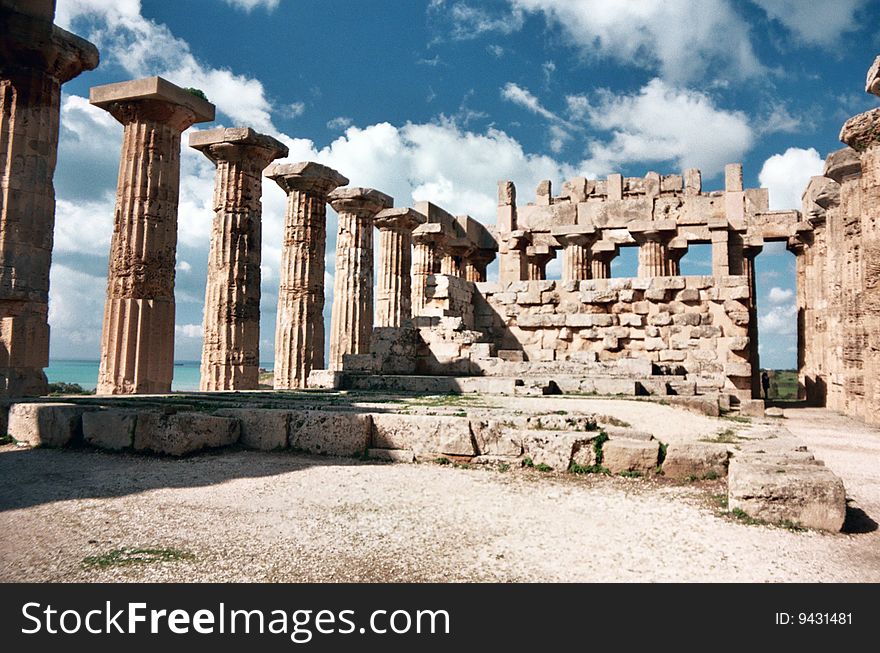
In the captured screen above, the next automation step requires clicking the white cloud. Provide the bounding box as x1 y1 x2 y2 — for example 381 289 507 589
501 82 561 122
175 324 204 338
487 44 505 58
752 0 865 46
222 0 280 12
430 0 525 40
578 79 754 176
508 0 764 83
327 116 353 131
177 261 192 273
758 147 824 210
286 102 306 119
768 287 794 304
56 0 277 132
759 303 798 335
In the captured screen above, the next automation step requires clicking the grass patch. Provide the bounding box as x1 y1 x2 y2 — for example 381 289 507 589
599 416 631 428
730 508 763 526
710 493 728 510
569 461 611 475
497 463 510 473
0 434 15 445
434 457 451 466
619 470 642 478
701 429 744 444
82 547 194 569
658 441 668 465
533 462 553 473
722 414 751 424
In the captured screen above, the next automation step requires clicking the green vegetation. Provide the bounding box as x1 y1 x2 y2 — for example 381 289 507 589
0 434 15 445
185 87 209 101
569 461 610 475
533 462 553 473
497 463 510 473
522 456 534 468
701 428 744 444
619 470 642 478
730 508 762 525
434 457 451 466
765 369 799 401
82 547 194 569
48 382 94 395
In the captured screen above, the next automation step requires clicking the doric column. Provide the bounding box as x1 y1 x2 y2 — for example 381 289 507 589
525 244 555 281
374 207 424 327
667 237 688 276
631 220 676 278
553 225 597 282
265 162 348 389
90 77 215 395
440 250 462 277
327 187 392 370
591 240 617 280
743 238 763 399
411 223 445 317
189 127 287 391
464 250 494 283
0 3 98 396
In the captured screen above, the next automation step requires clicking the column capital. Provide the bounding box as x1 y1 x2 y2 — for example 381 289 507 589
840 107 880 152
629 219 677 241
1 7 99 82
824 147 861 183
867 54 880 96
265 161 348 196
189 127 288 165
374 207 425 232
551 224 597 247
90 76 215 131
328 186 393 217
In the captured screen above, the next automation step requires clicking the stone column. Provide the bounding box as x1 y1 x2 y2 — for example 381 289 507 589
0 3 98 396
411 223 445 317
553 226 597 282
464 250 493 283
525 245 555 281
498 230 529 284
189 128 287 392
591 241 617 279
265 162 348 389
667 237 688 276
440 250 462 277
743 240 762 399
374 207 424 327
327 187 392 370
90 77 214 395
709 219 730 277
631 220 676 278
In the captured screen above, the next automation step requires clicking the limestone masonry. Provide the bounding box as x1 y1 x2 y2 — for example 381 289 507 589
2 2 878 531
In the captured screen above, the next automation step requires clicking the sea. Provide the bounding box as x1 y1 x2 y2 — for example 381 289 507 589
45 360 273 392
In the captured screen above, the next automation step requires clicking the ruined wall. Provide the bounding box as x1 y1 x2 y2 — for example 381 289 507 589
474 277 753 399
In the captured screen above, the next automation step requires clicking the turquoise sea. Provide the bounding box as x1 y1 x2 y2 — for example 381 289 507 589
46 360 273 392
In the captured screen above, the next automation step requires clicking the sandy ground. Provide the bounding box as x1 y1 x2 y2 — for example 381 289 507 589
1 401 878 582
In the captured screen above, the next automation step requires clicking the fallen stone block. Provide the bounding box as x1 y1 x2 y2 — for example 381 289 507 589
661 442 730 479
215 408 289 450
133 411 240 456
7 402 90 447
739 399 765 417
604 426 654 441
306 369 344 390
523 430 597 470
291 411 373 457
367 448 415 463
82 409 138 451
728 459 846 532
371 413 474 456
765 406 785 418
470 419 524 456
602 439 660 474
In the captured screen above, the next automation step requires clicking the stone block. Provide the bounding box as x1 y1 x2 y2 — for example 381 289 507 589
82 409 138 451
306 369 344 389
371 413 474 456
498 350 525 362
216 408 289 450
7 403 89 448
725 361 751 377
603 439 660 474
618 313 642 327
660 350 686 362
649 312 673 326
291 411 372 456
662 443 730 479
645 288 668 301
672 312 702 326
470 419 524 456
523 430 597 470
134 412 240 456
739 399 765 417
727 460 846 532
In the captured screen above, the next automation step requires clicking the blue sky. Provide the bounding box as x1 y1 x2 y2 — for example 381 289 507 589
49 0 880 371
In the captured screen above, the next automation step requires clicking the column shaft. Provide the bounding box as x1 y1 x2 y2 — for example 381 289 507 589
637 238 668 278
563 243 591 281
411 241 438 316
592 258 611 280
376 227 412 327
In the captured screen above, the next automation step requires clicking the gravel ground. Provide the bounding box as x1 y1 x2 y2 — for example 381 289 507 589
1 403 878 583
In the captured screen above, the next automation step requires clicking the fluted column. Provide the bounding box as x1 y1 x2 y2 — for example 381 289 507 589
190 128 287 391
90 77 214 395
591 241 617 280
553 226 597 282
411 224 445 317
327 187 392 370
525 245 555 281
0 4 98 396
464 250 494 283
265 162 348 389
374 207 424 327
631 221 676 278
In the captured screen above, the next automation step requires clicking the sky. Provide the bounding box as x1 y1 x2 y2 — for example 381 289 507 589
48 0 880 371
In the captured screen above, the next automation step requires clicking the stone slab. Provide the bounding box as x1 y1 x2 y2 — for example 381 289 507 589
133 411 240 456
602 439 660 474
728 459 846 532
661 442 730 479
371 413 474 456
7 403 89 448
82 409 138 451
522 429 597 470
90 76 215 122
291 411 372 457
215 408 289 450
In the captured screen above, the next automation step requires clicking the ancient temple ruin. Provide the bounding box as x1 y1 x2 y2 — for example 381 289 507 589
1 0 880 431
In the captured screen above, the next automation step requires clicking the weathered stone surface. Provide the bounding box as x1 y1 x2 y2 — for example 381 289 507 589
370 413 474 456
0 10 98 397
728 459 846 532
374 208 424 328
291 410 372 456
306 369 344 390
133 411 239 456
191 127 287 391
367 448 415 463
82 409 138 451
266 162 348 389
92 77 215 395
522 430 596 470
602 439 660 474
215 408 289 450
661 442 729 479
7 402 88 447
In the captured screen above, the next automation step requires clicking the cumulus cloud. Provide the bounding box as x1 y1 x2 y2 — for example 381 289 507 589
752 0 865 46
768 287 794 304
577 79 755 176
326 116 353 131
508 0 764 83
759 303 798 335
56 0 277 132
430 0 525 40
176 324 204 338
758 147 824 210
222 0 280 12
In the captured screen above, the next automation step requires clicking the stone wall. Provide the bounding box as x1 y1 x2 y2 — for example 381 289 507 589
475 277 753 399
